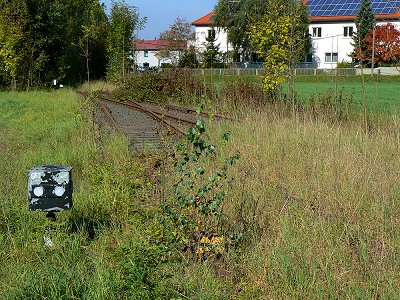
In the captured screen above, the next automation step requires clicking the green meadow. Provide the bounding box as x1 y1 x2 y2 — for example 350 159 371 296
290 75 400 112
208 74 400 112
0 90 150 299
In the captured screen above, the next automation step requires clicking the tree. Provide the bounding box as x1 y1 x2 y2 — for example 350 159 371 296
63 0 108 85
0 0 30 90
25 0 68 87
362 23 400 65
0 0 109 89
352 0 375 65
78 0 109 87
248 0 309 98
156 17 194 66
108 0 146 81
159 17 194 44
178 46 199 68
201 29 223 68
214 0 268 62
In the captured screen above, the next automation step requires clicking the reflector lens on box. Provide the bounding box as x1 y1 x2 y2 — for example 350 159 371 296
28 165 73 212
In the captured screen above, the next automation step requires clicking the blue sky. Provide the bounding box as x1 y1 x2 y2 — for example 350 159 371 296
102 0 217 39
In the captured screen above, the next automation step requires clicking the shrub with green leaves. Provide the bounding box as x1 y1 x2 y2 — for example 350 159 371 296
112 69 215 104
160 120 240 256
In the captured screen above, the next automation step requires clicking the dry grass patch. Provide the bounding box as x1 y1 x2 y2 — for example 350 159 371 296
207 109 400 298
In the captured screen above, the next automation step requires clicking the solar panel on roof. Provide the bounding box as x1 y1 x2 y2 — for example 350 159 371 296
307 0 400 17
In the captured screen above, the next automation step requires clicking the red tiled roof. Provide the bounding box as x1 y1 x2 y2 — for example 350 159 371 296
191 11 215 26
133 39 187 50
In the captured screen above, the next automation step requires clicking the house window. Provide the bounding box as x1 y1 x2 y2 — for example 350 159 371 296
143 62 149 68
144 50 149 57
312 27 321 37
325 52 338 63
344 26 353 37
208 29 216 40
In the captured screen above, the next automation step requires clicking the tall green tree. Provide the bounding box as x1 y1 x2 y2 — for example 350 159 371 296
0 0 31 90
62 0 108 85
202 29 223 68
352 0 375 65
26 0 68 87
248 0 309 99
108 0 145 81
0 0 109 89
78 0 108 86
214 0 268 62
178 47 199 68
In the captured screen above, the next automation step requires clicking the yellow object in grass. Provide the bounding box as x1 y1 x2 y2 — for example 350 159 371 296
196 235 225 254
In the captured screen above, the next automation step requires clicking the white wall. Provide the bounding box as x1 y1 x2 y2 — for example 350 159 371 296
310 22 355 69
134 50 177 68
194 26 233 54
311 20 400 69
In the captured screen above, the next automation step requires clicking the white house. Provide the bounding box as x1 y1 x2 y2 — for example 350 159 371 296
192 0 400 69
133 40 187 69
307 0 400 68
191 11 232 54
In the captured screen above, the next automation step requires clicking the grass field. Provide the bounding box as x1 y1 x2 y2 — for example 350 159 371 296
289 75 400 112
0 90 152 298
207 74 400 112
208 110 400 298
0 89 243 299
1 87 399 299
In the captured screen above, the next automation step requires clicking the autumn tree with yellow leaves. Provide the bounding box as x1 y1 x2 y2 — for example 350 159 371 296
248 0 310 100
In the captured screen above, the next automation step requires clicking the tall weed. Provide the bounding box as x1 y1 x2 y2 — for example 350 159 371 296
204 108 400 298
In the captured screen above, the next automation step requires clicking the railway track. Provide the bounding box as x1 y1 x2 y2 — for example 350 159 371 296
97 99 164 151
78 91 234 152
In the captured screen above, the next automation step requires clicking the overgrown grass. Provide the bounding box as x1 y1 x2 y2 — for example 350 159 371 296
0 89 245 299
114 71 399 116
2 86 400 299
0 90 146 298
80 80 116 94
199 108 400 298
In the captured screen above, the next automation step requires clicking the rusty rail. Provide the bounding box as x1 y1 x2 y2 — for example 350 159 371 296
79 90 234 137
117 100 188 136
98 101 120 130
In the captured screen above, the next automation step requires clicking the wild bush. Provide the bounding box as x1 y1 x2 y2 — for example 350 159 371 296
112 68 215 104
159 121 240 259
